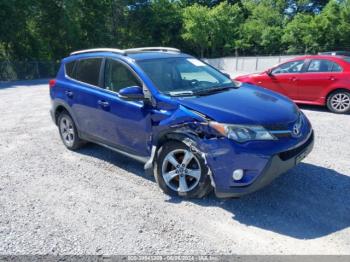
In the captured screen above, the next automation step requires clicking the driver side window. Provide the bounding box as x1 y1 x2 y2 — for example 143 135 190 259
104 59 141 93
272 60 305 75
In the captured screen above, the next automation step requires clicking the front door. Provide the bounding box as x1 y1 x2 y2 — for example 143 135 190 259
94 58 152 156
262 59 305 100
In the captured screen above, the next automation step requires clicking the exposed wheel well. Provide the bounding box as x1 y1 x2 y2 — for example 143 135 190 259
155 132 199 151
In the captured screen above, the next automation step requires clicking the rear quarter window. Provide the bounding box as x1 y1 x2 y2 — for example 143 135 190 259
65 61 76 78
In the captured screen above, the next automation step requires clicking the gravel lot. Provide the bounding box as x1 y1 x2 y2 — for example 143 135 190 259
0 80 349 255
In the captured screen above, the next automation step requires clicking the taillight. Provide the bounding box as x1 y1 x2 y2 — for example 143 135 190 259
49 79 56 88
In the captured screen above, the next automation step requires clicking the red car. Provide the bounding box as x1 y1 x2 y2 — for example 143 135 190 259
235 55 350 113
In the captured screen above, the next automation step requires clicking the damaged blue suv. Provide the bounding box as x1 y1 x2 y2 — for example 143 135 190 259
50 47 314 198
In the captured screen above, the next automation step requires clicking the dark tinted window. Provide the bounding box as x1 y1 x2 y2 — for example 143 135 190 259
65 61 76 78
104 59 141 93
307 59 342 72
271 60 305 74
75 58 102 86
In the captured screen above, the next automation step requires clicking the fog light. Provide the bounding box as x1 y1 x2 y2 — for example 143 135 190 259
232 169 244 181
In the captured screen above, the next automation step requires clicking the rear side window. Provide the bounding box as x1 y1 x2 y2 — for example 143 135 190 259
307 59 342 72
74 58 102 86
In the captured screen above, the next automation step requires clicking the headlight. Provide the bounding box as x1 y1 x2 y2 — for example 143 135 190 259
209 122 276 142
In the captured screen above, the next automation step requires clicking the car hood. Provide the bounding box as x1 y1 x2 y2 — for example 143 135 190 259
174 84 299 125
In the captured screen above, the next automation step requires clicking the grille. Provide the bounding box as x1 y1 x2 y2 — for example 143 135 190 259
279 132 314 161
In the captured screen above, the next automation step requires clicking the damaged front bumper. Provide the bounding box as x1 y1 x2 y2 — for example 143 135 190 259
203 129 314 198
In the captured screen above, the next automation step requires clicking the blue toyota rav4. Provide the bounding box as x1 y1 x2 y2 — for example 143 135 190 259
50 47 314 198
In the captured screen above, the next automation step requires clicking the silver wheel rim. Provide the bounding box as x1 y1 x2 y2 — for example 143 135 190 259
331 93 350 112
59 116 75 147
161 149 201 193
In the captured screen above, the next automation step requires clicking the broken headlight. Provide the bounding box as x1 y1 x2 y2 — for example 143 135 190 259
209 122 276 143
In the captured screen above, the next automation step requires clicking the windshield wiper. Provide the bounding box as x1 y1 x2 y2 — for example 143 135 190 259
193 86 233 96
169 90 194 97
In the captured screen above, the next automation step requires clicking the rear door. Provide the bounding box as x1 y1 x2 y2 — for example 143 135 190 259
296 59 343 101
68 57 105 138
262 60 305 99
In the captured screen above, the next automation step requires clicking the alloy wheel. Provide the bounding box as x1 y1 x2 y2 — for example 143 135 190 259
59 116 75 147
161 149 201 193
330 92 350 112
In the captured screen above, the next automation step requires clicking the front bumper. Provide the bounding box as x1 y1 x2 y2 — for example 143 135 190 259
205 129 314 198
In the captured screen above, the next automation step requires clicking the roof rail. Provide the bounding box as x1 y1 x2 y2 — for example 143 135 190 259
70 48 126 56
69 47 181 56
124 47 180 53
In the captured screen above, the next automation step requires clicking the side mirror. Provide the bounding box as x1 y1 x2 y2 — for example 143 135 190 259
119 86 145 101
266 68 273 76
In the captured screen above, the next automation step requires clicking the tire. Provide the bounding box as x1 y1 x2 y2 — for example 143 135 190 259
155 141 212 198
57 111 85 150
327 90 350 114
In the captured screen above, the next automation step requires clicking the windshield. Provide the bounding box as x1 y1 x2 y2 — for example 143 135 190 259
137 57 235 96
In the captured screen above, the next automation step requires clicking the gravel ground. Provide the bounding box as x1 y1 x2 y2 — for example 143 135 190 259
0 80 349 255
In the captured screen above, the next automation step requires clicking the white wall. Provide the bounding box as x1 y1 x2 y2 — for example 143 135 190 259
204 55 301 76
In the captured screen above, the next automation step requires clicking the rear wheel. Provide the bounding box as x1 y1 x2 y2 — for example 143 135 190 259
155 141 212 198
327 90 350 114
58 112 84 150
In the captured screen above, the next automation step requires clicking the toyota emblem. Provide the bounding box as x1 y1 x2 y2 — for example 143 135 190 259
292 123 301 137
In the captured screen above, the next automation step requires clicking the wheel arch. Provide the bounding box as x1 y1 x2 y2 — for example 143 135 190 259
54 105 68 125
52 100 77 125
154 130 203 155
326 87 350 101
52 100 83 138
144 130 204 171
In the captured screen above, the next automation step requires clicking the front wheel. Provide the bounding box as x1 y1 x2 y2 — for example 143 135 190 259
327 90 350 114
155 141 212 198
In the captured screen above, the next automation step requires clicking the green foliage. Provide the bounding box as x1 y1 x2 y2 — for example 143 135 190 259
182 4 212 57
236 0 285 55
283 0 350 54
1 0 350 61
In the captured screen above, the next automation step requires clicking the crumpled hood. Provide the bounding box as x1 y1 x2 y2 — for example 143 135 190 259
174 84 299 125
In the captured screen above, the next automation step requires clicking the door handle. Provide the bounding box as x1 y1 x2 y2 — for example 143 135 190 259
98 100 109 107
65 90 73 97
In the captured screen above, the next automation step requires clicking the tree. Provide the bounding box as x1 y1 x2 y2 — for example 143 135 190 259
209 2 244 56
237 0 286 55
182 4 212 57
282 13 319 54
2 0 350 62
337 0 350 51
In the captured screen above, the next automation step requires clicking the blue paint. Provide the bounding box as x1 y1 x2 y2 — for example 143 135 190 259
50 50 313 197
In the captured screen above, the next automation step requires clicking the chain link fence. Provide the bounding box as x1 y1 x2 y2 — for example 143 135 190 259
0 61 60 82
